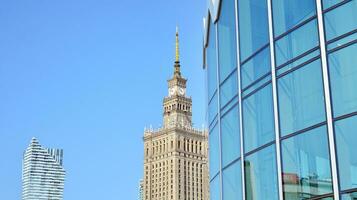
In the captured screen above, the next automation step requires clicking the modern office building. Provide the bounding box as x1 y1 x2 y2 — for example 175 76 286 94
142 29 209 200
203 0 357 199
22 138 65 200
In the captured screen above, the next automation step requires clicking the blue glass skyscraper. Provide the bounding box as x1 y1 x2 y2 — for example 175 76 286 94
203 0 357 199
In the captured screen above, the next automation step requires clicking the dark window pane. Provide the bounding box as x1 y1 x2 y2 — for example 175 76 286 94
272 0 316 36
281 126 333 199
221 105 240 167
335 115 357 190
245 145 278 200
243 84 275 153
328 43 357 117
223 160 243 200
278 59 326 136
218 0 237 82
238 0 269 61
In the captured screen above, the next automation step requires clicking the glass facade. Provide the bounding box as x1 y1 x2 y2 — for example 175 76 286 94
204 0 357 199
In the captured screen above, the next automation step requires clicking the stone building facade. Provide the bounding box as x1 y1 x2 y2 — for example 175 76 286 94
142 29 209 200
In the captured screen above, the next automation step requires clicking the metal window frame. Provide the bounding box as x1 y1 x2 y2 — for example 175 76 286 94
234 0 246 199
266 0 284 200
316 0 341 199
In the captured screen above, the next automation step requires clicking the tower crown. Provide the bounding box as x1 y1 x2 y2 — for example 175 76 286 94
174 26 181 77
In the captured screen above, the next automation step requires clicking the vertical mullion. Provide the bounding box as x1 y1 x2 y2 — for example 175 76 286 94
234 0 246 200
266 0 284 200
316 0 341 199
215 24 223 200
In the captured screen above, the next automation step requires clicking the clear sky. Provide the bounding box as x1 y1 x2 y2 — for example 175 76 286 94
0 0 207 199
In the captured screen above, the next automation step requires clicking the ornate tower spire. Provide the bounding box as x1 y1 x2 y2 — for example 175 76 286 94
174 26 181 77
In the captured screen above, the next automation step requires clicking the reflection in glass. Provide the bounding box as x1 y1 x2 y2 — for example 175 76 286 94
323 0 345 9
209 124 220 178
329 43 357 117
324 1 357 41
335 115 357 190
272 0 316 36
218 0 237 82
210 175 221 200
220 71 238 108
221 105 240 167
238 0 269 61
245 145 278 200
207 19 217 100
278 59 326 136
241 47 271 89
281 126 333 199
243 84 275 153
209 93 218 124
342 192 357 200
223 160 242 200
275 19 319 66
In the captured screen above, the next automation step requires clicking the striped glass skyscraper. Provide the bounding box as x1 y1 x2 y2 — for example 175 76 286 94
203 0 357 199
22 138 65 200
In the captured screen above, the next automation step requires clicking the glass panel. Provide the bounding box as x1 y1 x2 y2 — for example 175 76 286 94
328 43 357 117
243 84 275 153
272 0 316 36
210 175 221 200
207 20 217 100
223 160 243 200
241 47 271 89
209 124 220 178
245 145 278 200
238 0 269 61
323 0 346 9
275 19 319 66
220 71 238 108
221 105 240 167
218 0 237 82
277 49 320 76
278 59 326 136
281 126 333 199
324 1 357 41
342 192 357 200
209 92 218 124
335 115 357 190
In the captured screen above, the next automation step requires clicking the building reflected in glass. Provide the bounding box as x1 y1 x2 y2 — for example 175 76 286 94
203 0 357 199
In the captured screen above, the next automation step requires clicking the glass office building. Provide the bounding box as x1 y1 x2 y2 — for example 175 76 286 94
203 0 357 199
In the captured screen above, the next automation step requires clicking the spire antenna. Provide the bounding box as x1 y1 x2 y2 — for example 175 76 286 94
175 26 179 63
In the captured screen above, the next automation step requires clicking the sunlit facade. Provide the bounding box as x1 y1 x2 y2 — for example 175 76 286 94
203 0 357 199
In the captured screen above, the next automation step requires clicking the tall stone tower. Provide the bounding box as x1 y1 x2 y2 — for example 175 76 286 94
142 28 209 200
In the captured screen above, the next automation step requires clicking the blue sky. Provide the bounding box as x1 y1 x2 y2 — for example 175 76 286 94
0 0 207 199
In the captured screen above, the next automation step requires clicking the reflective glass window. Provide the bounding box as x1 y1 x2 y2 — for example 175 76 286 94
328 43 357 117
221 105 240 167
275 19 319 66
207 20 217 100
243 84 275 153
342 192 357 200
238 0 269 61
281 126 333 199
324 1 357 41
278 59 326 136
209 124 220 178
245 145 278 200
210 175 221 200
223 160 242 200
220 71 238 108
272 0 316 36
241 47 271 89
335 115 357 191
218 0 237 82
209 93 218 124
323 0 346 9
